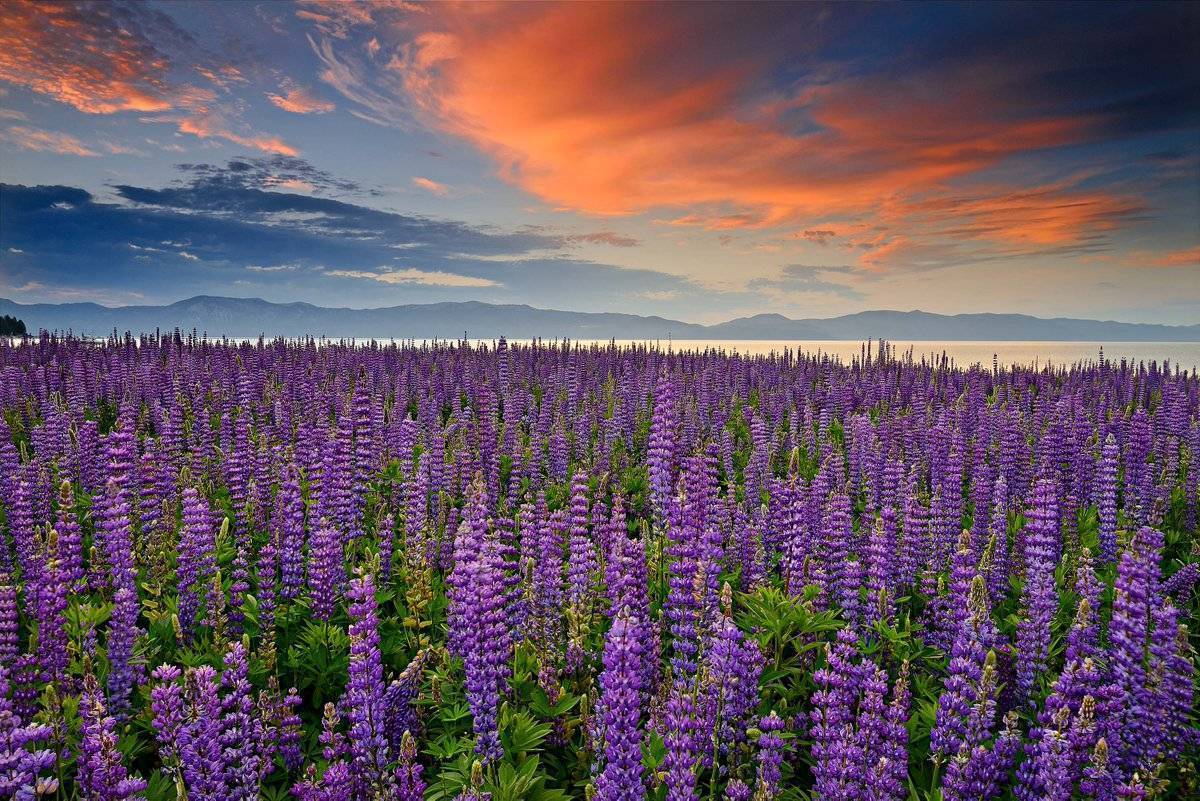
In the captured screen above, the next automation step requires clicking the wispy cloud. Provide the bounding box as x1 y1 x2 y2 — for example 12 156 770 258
1 125 98 156
327 267 500 288
246 263 301 272
412 176 450 197
1130 246 1200 268
749 265 866 300
267 82 336 114
174 115 299 157
567 231 641 248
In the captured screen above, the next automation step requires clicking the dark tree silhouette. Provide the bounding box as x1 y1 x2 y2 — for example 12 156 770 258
0 315 27 336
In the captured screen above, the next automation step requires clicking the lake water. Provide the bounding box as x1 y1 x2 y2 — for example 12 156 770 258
496 340 1200 370
16 336 1196 370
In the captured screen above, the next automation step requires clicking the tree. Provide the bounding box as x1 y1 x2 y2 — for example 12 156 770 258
0 315 27 336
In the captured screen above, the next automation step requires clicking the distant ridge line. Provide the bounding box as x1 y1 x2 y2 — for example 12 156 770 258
1 296 1197 341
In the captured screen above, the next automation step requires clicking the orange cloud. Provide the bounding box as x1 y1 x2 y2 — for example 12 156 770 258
0 1 173 113
177 116 299 157
268 85 336 114
412 176 450 197
387 6 1096 222
1134 246 1200 268
896 182 1145 247
308 2 1144 267
0 1 297 154
1 125 98 156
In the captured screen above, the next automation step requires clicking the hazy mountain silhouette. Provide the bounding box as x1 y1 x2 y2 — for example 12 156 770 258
2 296 1196 341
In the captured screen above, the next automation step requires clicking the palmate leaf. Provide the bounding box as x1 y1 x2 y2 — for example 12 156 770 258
142 770 177 801
285 619 350 706
424 730 473 760
528 685 581 718
492 754 570 801
500 708 551 757
437 698 472 725
426 753 476 801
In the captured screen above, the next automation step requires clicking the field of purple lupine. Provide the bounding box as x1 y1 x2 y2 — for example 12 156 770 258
0 332 1196 800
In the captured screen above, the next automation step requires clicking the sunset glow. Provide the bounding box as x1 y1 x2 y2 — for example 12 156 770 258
0 0 1196 322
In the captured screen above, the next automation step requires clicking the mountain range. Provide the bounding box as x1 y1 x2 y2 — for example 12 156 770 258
1 296 1197 341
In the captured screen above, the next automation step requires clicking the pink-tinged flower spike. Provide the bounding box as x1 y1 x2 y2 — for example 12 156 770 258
77 669 147 800
593 612 647 801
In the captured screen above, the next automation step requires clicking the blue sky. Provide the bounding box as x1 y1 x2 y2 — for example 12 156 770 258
0 1 1197 323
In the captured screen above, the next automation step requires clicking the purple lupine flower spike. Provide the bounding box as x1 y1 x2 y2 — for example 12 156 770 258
593 611 647 801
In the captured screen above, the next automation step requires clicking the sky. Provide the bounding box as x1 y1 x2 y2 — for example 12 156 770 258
0 0 1197 325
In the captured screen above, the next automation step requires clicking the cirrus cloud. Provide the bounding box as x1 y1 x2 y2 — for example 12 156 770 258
268 83 336 114
326 267 500 288
0 125 98 156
